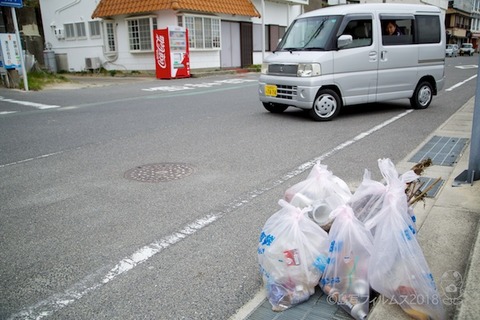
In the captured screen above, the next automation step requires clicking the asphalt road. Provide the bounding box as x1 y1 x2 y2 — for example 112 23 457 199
0 55 478 319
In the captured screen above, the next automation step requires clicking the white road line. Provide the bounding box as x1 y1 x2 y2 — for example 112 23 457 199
0 96 61 109
446 75 477 92
0 111 17 115
0 151 65 168
142 78 257 92
6 109 413 320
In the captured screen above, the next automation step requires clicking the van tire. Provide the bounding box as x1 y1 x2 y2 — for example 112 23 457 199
410 81 433 109
309 89 341 121
263 102 288 113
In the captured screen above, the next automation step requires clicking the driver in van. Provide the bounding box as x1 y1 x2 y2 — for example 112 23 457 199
385 20 402 36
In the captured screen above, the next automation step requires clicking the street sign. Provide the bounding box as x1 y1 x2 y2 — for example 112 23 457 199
0 33 22 69
0 0 23 8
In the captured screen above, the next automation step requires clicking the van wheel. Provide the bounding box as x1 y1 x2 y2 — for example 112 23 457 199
410 81 433 109
309 89 341 121
263 102 288 113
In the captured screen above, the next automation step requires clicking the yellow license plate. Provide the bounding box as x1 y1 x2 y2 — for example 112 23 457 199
265 85 277 97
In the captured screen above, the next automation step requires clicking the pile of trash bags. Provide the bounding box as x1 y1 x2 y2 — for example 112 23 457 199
257 159 445 320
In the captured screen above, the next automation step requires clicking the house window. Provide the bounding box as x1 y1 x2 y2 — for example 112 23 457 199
180 15 221 50
104 21 117 53
64 23 75 39
126 16 157 52
89 21 101 38
75 22 87 39
64 22 87 40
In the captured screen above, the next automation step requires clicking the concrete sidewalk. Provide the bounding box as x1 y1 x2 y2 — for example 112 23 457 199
233 97 480 320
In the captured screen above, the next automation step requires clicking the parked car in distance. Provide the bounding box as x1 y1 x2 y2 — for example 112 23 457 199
459 43 475 56
446 44 458 57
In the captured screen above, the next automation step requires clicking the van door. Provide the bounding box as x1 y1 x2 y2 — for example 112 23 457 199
377 15 418 101
333 16 378 105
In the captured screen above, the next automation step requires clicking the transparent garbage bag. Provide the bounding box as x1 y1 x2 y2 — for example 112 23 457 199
284 162 352 230
320 205 374 320
368 161 445 320
258 200 330 311
348 169 386 226
350 159 418 236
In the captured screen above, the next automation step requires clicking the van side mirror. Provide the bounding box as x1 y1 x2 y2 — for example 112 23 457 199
337 34 353 48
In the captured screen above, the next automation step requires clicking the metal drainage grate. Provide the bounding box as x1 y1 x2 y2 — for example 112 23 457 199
409 136 468 166
418 177 444 198
245 288 351 320
124 163 194 183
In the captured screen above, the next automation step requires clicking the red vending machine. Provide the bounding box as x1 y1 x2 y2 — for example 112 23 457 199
154 26 190 79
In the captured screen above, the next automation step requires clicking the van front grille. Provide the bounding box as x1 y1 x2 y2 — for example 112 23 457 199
268 64 298 76
276 85 297 99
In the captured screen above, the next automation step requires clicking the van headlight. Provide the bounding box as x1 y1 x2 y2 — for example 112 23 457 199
297 63 321 77
261 63 268 74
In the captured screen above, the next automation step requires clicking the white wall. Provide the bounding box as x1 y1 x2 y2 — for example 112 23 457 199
360 0 448 11
251 0 304 65
39 0 104 71
252 0 303 26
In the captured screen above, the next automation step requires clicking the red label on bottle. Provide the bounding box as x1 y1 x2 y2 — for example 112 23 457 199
284 249 301 266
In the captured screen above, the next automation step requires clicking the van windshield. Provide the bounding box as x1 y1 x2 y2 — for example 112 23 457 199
278 16 339 51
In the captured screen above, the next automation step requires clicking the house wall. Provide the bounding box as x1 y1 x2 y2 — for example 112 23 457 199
39 0 304 72
360 0 448 12
39 0 105 71
251 0 304 65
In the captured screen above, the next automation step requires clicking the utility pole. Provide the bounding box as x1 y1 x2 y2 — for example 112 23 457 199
454 55 480 185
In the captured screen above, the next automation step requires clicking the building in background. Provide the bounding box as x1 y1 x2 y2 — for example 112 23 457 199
38 0 305 72
445 0 474 47
469 0 480 50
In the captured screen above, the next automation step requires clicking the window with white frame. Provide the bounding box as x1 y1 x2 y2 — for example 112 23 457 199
104 20 117 53
126 16 157 52
75 22 87 39
64 23 75 39
63 22 87 40
179 15 220 50
89 20 101 38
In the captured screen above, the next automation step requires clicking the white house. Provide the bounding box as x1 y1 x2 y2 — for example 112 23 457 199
38 0 306 72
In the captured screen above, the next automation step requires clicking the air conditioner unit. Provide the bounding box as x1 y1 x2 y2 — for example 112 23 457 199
85 57 101 70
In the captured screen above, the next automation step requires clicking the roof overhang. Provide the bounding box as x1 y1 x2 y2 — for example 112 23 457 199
92 0 261 19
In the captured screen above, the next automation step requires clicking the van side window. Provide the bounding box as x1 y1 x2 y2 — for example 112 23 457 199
381 18 414 46
341 19 372 49
416 15 441 44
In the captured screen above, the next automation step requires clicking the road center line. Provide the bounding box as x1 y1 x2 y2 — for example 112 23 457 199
7 109 413 320
0 96 61 109
0 151 66 168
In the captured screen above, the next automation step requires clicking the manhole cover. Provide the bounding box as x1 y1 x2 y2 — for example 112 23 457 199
124 163 194 183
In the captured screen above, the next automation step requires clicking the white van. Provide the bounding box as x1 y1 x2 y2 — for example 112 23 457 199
258 3 445 121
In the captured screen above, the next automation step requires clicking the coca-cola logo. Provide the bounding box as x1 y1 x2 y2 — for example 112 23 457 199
156 34 166 69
